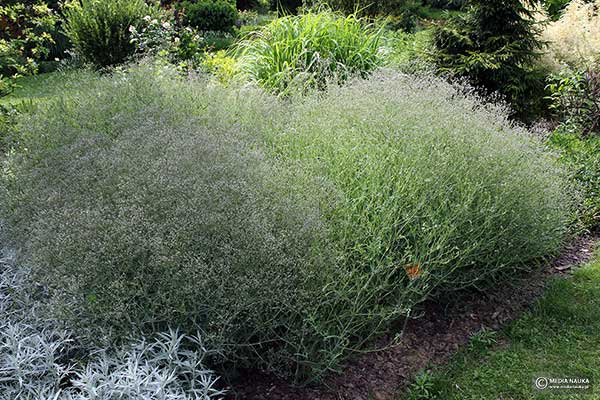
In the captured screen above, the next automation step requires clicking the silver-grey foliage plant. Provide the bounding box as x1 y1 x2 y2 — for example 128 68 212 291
0 249 225 400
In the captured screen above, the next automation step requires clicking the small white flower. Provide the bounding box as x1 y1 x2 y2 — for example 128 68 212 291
128 25 136 33
143 15 151 21
162 21 171 29
174 37 180 43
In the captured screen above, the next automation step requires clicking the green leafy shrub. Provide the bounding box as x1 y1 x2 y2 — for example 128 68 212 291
203 50 239 83
547 68 600 135
176 0 239 33
236 10 382 93
0 39 36 97
1 65 573 383
548 130 600 229
63 0 160 67
0 0 62 95
130 15 208 69
433 0 548 119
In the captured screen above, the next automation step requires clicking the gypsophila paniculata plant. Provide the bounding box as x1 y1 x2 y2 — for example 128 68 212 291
1 63 574 383
0 64 336 381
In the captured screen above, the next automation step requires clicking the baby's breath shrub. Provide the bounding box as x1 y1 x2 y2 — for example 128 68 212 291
241 70 572 379
0 64 335 379
266 68 572 302
1 64 574 384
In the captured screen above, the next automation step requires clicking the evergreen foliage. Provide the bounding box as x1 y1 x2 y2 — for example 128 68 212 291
433 0 548 118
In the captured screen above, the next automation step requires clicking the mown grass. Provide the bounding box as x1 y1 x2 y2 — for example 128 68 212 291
0 69 88 106
401 246 600 400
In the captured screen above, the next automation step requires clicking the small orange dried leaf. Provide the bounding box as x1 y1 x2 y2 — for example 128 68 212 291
405 264 421 279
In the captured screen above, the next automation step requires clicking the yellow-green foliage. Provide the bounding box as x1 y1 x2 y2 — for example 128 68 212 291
202 50 238 84
541 0 600 70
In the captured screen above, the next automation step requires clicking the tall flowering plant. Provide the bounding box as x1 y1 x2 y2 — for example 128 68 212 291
130 15 205 69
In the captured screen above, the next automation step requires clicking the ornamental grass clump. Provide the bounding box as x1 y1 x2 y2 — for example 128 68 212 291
235 10 383 93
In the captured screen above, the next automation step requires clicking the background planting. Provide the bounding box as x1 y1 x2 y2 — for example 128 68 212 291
63 0 160 67
235 10 382 94
433 0 548 119
176 0 239 33
541 0 600 71
265 70 572 294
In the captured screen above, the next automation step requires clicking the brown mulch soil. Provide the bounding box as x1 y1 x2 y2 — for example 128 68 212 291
225 235 598 400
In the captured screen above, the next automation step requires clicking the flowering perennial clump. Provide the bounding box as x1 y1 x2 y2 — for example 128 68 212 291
1 64 573 384
541 0 600 70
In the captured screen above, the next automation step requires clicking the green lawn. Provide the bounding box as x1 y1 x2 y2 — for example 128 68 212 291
0 69 89 106
402 247 600 400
